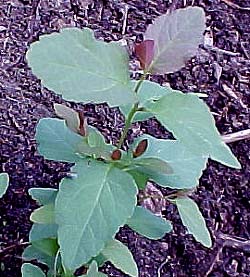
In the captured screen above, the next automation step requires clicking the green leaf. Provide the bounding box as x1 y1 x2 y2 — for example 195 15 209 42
132 111 154 122
55 159 138 270
22 239 59 271
133 157 173 175
145 7 205 74
29 188 57 205
127 206 172 239
133 80 171 122
101 239 138 277
21 263 45 277
0 173 9 198
130 135 207 189
175 197 212 248
137 80 171 106
36 118 85 162
54 103 81 134
127 170 148 190
85 261 107 277
87 126 114 155
87 127 106 148
32 238 59 257
30 204 55 224
30 223 58 242
120 80 170 121
36 118 114 162
84 126 114 160
147 91 241 169
26 28 134 107
90 253 107 267
22 245 54 268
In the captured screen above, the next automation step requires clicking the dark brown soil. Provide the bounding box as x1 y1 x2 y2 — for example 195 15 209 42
0 0 249 276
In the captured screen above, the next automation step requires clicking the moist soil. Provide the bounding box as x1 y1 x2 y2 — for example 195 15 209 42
0 0 250 276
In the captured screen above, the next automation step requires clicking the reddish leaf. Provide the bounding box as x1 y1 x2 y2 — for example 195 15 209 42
135 40 154 70
144 7 205 74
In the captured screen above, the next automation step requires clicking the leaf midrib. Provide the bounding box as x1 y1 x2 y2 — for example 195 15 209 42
45 61 128 86
71 165 112 264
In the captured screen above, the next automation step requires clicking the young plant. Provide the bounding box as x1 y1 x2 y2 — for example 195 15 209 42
22 7 240 277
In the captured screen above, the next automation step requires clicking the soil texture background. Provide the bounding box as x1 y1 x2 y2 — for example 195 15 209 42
0 0 250 276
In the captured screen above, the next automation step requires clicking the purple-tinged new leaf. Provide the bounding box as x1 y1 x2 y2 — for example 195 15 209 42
54 104 87 136
54 104 80 134
144 7 205 74
135 40 154 70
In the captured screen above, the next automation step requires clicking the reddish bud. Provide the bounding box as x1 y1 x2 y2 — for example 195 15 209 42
133 139 148 158
111 149 122 160
78 111 88 136
135 40 154 70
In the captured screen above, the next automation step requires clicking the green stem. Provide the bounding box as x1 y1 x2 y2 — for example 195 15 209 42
134 72 147 94
53 249 60 277
117 103 138 149
117 73 147 149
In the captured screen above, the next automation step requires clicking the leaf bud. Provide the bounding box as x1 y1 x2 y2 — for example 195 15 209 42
111 149 122 160
78 111 88 136
133 139 148 158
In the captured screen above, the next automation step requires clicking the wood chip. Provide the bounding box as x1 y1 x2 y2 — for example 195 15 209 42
222 83 248 109
222 129 250 144
220 0 250 11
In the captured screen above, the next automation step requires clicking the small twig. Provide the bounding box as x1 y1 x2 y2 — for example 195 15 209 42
7 111 26 135
240 42 250 59
222 129 250 144
122 4 129 35
0 242 30 257
220 0 250 11
98 1 103 21
204 243 225 277
205 231 250 277
218 233 250 252
210 46 239 57
157 258 168 277
222 83 248 109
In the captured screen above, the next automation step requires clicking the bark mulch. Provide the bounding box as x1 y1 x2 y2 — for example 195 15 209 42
0 0 249 276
